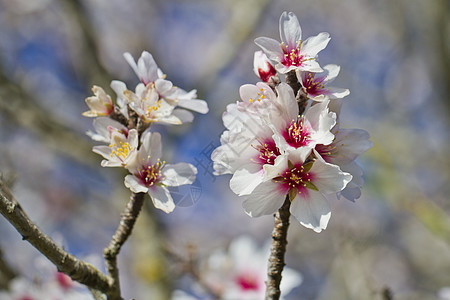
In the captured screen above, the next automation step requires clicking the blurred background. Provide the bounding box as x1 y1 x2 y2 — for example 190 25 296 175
0 0 449 299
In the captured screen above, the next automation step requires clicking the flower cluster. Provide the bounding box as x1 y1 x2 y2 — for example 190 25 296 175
84 51 207 213
212 12 372 232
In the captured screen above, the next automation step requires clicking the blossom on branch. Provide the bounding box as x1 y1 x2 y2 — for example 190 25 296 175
212 11 372 233
124 131 197 213
255 11 330 74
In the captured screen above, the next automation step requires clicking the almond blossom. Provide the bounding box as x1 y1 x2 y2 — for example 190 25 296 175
82 85 114 117
297 64 350 101
124 131 197 213
243 148 352 232
255 11 330 74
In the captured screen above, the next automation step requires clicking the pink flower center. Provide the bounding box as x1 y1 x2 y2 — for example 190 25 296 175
274 162 316 198
19 297 34 300
136 160 165 187
302 73 327 97
235 272 261 291
253 139 281 165
283 118 312 148
281 44 305 67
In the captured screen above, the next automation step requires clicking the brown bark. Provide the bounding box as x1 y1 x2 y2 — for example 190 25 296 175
265 197 291 300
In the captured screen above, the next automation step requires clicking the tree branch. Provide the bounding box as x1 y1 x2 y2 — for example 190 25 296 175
103 192 145 299
0 179 113 296
265 197 291 300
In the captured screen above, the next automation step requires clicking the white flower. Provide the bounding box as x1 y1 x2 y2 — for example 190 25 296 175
92 128 139 168
82 85 114 117
124 131 197 213
124 51 159 85
255 11 330 74
243 147 352 232
297 64 350 101
253 50 277 83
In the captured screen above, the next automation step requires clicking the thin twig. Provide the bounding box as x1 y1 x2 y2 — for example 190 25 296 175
265 197 291 300
103 192 145 299
0 180 112 296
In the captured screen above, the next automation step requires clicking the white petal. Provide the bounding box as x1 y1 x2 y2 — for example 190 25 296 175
331 129 373 164
263 154 289 179
340 161 364 187
159 115 182 125
155 78 173 94
275 82 299 121
137 51 159 84
300 32 330 57
290 190 331 232
327 87 350 99
177 99 209 114
310 156 352 194
299 60 323 73
124 175 148 193
230 168 264 196
172 108 194 123
322 64 340 83
123 52 140 79
279 11 302 49
242 181 287 217
287 147 313 165
254 37 283 60
92 145 112 160
306 99 336 145
139 131 162 164
162 163 197 186
338 186 361 202
328 98 343 117
239 84 259 102
110 80 128 108
100 160 123 168
148 186 175 213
